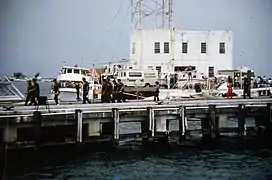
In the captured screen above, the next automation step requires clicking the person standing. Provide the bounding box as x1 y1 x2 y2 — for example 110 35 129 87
24 80 36 106
186 65 193 82
75 83 80 100
116 79 125 102
52 79 60 105
82 77 91 104
243 77 251 99
226 76 233 99
154 81 160 101
112 80 118 103
32 78 39 105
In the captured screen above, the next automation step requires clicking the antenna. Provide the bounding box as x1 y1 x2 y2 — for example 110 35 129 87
130 0 174 30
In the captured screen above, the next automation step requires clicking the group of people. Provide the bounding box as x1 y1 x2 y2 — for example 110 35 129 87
24 78 40 106
101 78 125 103
226 76 252 99
51 77 91 105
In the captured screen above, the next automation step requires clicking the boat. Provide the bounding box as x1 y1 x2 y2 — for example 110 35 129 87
0 76 25 103
53 65 102 102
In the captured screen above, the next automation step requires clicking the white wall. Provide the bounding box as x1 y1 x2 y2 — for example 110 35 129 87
130 28 233 76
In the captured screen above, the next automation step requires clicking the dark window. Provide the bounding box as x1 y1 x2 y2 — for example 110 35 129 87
201 42 207 53
74 69 80 74
208 67 214 77
67 69 72 73
219 42 225 54
182 42 188 53
154 42 160 53
156 66 162 75
164 42 169 53
129 72 142 77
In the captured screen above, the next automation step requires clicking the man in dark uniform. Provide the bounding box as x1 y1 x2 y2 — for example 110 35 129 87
24 80 36 105
82 77 91 104
32 78 39 105
243 77 251 99
154 81 160 101
112 80 118 103
75 83 80 100
52 79 60 105
116 79 125 102
101 79 109 103
107 78 114 103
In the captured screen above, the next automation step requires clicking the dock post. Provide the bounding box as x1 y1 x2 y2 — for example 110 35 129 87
142 107 155 144
266 103 272 127
238 104 246 137
178 106 186 143
33 111 42 148
265 103 272 140
112 108 120 145
75 109 83 144
147 107 155 139
208 105 218 139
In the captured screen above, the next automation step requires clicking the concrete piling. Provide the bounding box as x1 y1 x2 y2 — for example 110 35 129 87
238 104 246 137
75 109 83 143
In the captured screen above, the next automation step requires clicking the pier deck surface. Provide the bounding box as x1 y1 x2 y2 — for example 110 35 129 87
0 97 272 117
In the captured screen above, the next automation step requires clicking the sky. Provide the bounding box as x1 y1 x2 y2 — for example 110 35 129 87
0 0 271 77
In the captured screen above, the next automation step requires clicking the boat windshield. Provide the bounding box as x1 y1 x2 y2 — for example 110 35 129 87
129 72 142 77
59 81 82 88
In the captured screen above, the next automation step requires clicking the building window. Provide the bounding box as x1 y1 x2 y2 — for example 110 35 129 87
201 42 207 54
154 42 160 53
219 42 225 54
208 67 214 77
164 42 169 53
182 42 188 53
132 42 136 54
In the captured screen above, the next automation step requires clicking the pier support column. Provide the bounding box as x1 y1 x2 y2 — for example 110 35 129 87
238 104 246 137
3 122 17 143
208 105 219 139
265 103 272 127
265 103 272 140
142 107 155 143
112 108 120 145
147 107 155 138
33 111 42 147
178 106 186 143
75 109 83 143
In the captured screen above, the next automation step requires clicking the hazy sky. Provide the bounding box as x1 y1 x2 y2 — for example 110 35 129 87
0 0 271 77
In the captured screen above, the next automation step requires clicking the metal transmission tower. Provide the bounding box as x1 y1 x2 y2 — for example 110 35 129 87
130 0 174 30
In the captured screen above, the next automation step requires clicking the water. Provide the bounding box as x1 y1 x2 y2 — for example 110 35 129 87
4 82 272 180
4 145 272 180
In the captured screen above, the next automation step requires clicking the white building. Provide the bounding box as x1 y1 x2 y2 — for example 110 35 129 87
130 28 233 77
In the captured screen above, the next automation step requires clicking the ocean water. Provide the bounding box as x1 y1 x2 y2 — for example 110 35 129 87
3 82 272 180
4 144 272 180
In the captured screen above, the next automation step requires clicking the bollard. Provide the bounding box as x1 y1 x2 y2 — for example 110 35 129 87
75 109 83 143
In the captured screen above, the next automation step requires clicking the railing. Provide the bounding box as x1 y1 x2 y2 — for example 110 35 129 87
0 75 25 100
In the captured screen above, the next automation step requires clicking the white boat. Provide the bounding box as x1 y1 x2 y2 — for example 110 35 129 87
0 76 25 102
53 65 102 102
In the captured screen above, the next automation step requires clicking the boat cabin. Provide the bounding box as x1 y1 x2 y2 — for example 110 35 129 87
59 66 90 76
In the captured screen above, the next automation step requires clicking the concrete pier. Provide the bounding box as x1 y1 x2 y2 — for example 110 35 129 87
0 98 272 150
